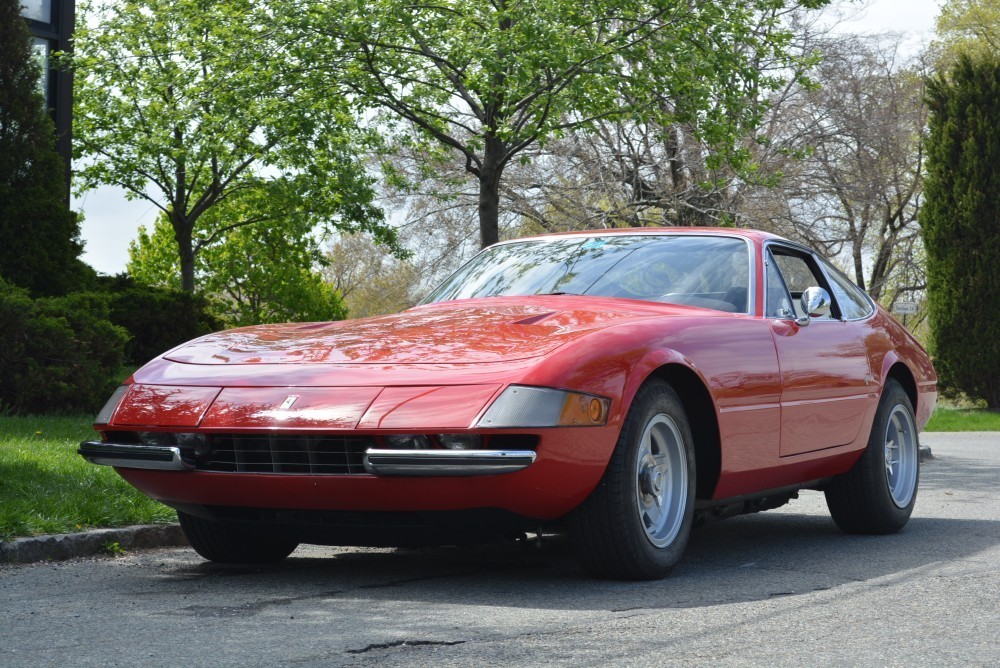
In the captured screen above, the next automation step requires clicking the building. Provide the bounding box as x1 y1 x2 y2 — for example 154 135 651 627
21 0 75 194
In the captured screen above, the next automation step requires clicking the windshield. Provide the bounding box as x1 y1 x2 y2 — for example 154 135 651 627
422 234 751 313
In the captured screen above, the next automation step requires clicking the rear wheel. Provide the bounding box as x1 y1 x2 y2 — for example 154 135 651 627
178 511 299 564
825 378 919 534
568 379 695 580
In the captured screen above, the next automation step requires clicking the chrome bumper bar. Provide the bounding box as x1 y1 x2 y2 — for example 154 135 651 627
79 440 536 477
78 441 194 471
363 449 536 476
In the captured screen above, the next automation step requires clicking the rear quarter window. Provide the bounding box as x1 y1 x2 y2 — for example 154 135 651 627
822 262 874 320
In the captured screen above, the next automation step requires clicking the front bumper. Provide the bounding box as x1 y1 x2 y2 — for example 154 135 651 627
80 424 618 520
78 441 192 471
363 449 536 476
78 440 536 477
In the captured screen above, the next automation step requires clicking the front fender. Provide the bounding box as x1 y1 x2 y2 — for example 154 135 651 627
518 318 717 431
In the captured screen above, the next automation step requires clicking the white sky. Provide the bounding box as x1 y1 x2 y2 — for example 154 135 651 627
74 0 945 275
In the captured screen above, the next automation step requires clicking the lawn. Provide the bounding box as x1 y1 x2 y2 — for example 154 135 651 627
0 414 176 542
924 405 1000 432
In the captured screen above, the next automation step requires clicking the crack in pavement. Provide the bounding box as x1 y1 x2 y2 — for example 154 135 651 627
345 639 466 655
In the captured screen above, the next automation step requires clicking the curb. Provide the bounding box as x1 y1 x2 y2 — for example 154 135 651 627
0 523 188 565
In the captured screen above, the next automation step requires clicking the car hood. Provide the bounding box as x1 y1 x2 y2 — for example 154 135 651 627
163 298 676 366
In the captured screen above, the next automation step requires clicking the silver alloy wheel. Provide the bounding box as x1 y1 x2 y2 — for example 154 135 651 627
884 403 918 508
635 414 689 548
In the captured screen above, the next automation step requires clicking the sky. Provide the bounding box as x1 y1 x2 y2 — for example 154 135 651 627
73 0 946 276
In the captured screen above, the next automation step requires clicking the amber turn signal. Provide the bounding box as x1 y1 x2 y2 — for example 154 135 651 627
558 393 610 426
478 385 611 428
589 398 605 423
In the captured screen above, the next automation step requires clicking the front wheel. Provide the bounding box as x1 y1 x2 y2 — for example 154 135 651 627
825 378 919 534
568 379 695 580
178 511 299 564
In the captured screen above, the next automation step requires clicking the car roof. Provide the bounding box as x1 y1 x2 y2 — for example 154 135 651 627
507 226 787 245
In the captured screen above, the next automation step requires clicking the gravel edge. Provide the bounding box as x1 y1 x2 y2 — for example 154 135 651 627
0 524 188 564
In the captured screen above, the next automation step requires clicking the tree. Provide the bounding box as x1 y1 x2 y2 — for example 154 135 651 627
70 0 396 293
506 33 930 308
292 0 830 249
362 17 930 313
0 0 87 297
933 0 1000 65
497 5 834 236
324 233 423 318
130 203 347 327
744 35 928 305
921 55 1000 409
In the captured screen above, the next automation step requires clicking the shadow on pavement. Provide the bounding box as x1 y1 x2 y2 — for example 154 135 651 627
143 455 998 616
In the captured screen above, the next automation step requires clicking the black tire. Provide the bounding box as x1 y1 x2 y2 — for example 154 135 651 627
178 511 299 564
568 379 696 580
825 378 919 534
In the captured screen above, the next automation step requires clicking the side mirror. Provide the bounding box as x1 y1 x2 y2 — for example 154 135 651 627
796 287 832 326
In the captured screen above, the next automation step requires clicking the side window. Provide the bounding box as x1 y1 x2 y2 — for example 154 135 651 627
822 261 874 320
768 247 836 320
765 251 794 318
772 253 816 295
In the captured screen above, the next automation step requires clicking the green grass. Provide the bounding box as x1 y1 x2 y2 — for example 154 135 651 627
924 405 1000 432
0 415 176 542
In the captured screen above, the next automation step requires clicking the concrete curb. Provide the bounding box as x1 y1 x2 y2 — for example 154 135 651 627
0 523 188 565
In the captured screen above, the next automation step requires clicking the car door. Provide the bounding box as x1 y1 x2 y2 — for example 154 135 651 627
764 245 874 457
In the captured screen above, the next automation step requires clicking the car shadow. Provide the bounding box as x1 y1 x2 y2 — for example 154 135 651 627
150 466 998 616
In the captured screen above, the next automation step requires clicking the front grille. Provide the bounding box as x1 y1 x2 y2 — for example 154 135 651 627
102 431 539 476
200 434 374 474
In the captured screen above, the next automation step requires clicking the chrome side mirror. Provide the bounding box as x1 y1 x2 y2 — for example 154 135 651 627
796 286 832 326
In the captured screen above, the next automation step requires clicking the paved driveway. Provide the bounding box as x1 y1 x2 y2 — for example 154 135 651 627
1 432 997 667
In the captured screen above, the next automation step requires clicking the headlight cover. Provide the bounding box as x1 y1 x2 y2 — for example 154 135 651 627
477 385 610 428
437 434 483 450
383 434 432 449
94 385 130 425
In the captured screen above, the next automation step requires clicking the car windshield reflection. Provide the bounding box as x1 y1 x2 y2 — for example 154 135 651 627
422 234 751 313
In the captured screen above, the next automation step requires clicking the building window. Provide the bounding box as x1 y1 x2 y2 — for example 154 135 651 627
21 0 75 194
21 0 53 23
32 37 51 103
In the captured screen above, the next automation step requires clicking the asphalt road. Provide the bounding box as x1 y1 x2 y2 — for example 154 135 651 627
1 432 997 667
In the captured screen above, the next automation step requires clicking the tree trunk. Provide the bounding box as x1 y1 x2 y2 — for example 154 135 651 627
172 215 196 292
478 175 501 248
851 243 866 292
477 139 504 248
179 247 196 293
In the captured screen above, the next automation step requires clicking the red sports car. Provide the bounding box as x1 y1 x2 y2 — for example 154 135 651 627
80 228 936 580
